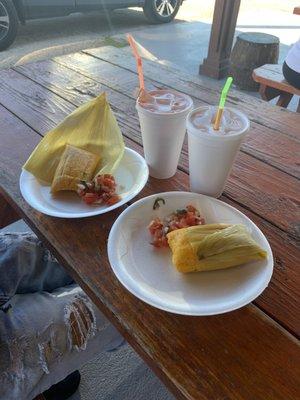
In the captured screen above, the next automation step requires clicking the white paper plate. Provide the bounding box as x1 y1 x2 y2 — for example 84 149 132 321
20 147 149 218
108 192 273 315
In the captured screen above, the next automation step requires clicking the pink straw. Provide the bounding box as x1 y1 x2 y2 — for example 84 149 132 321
127 34 145 90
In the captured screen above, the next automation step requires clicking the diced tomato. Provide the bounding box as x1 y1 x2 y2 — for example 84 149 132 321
148 218 163 235
178 219 189 228
78 174 120 207
148 217 169 247
96 174 116 189
83 193 99 204
148 204 205 248
185 212 198 225
106 195 121 206
186 205 197 213
169 221 181 231
151 234 168 248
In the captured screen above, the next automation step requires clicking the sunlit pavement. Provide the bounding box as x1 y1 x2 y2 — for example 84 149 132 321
131 0 300 75
0 0 299 72
0 8 151 69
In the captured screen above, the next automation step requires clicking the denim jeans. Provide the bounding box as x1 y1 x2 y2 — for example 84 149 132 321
0 232 123 400
0 232 74 310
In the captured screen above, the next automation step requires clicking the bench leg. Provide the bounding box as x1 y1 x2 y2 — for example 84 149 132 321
276 92 293 108
0 194 20 229
259 84 281 101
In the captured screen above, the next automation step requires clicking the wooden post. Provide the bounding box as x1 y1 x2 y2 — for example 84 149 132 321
200 0 241 79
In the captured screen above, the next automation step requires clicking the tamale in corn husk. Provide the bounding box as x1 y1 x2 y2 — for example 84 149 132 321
23 93 124 185
167 224 267 273
51 145 100 193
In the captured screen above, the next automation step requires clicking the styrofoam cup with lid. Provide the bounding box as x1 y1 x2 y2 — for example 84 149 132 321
187 106 250 198
136 89 193 179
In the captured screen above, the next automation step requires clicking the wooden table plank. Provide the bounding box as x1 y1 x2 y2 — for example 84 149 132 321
83 46 300 138
0 67 299 240
15 59 300 179
0 104 41 228
0 95 300 335
1 106 299 400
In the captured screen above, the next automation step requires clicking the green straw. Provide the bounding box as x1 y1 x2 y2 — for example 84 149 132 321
213 76 233 130
219 76 233 109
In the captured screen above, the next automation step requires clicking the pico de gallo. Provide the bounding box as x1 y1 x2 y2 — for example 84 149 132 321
148 201 205 248
77 174 121 206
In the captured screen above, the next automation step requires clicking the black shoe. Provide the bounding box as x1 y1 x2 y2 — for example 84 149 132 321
42 370 81 400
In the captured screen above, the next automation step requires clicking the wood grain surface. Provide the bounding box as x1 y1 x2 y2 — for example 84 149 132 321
84 46 300 138
0 96 299 336
1 66 299 238
1 113 299 400
0 48 299 400
0 62 299 237
15 59 300 179
1 54 300 333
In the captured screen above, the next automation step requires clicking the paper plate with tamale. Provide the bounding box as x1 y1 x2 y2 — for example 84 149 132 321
108 192 273 315
20 147 149 218
19 94 149 218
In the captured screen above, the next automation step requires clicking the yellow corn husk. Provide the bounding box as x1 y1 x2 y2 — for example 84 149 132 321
23 93 125 185
167 224 267 273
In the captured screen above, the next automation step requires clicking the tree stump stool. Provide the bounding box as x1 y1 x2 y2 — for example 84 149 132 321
230 32 279 91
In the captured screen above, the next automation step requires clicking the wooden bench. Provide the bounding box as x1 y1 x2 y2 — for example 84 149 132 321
252 64 300 112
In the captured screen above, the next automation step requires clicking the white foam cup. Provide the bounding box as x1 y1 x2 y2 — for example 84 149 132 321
136 90 193 179
187 106 250 198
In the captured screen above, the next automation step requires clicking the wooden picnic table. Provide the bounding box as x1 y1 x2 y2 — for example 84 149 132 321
0 46 299 400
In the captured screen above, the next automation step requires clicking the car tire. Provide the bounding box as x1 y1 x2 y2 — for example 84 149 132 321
143 0 181 24
0 0 18 51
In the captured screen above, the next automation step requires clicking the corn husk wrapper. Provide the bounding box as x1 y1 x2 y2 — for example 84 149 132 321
23 93 125 184
167 224 267 273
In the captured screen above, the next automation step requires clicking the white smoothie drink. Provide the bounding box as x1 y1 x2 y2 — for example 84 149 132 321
187 106 250 198
136 89 193 179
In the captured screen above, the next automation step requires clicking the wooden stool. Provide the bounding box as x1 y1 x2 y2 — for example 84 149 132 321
230 32 279 91
252 64 300 112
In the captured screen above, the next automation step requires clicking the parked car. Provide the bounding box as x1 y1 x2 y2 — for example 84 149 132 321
0 0 183 51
